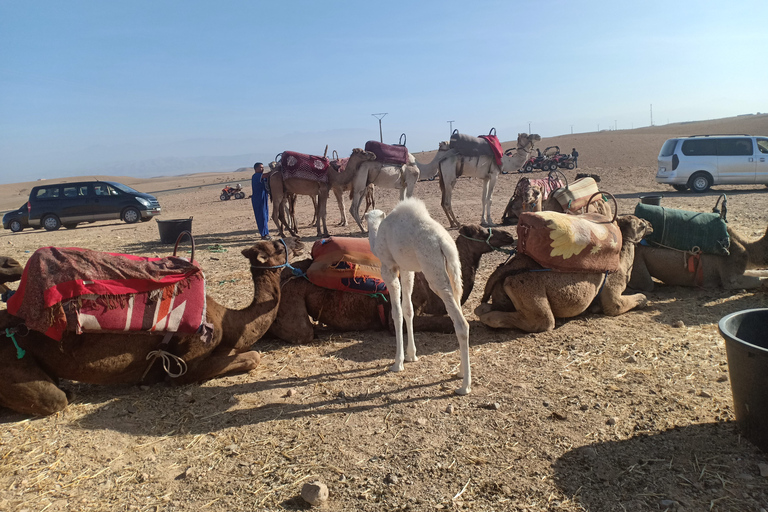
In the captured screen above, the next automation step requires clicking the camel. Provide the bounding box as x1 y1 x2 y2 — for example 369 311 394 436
366 198 472 395
502 178 612 225
0 255 23 298
269 149 378 237
0 238 304 416
629 224 768 291
437 132 541 228
475 215 652 333
268 225 516 343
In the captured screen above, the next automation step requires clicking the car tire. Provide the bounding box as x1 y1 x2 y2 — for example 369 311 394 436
63 223 78 229
123 207 140 224
688 172 712 193
42 214 61 231
9 219 23 232
672 184 688 192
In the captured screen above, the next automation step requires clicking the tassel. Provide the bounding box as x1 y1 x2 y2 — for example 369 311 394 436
5 328 25 359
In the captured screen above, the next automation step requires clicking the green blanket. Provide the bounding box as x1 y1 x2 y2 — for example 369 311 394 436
634 203 730 255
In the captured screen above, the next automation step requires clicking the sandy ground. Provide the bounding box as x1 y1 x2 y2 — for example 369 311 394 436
1 114 768 511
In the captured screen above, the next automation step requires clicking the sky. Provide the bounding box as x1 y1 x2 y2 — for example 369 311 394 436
1 0 766 184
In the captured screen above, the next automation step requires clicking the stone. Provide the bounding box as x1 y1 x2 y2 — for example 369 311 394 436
385 473 399 485
606 417 617 426
671 320 685 328
301 480 329 506
759 463 768 477
659 499 679 508
285 388 297 397
445 404 455 414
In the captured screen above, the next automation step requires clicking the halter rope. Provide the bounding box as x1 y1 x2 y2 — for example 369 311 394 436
459 227 516 255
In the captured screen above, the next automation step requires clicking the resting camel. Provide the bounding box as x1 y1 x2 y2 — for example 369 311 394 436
367 198 471 395
475 215 652 333
269 149 378 237
268 225 516 343
437 132 541 228
502 178 612 225
629 224 768 291
0 256 23 298
0 238 304 416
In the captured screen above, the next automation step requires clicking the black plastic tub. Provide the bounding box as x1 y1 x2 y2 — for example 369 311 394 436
718 308 768 452
157 218 193 244
639 195 662 206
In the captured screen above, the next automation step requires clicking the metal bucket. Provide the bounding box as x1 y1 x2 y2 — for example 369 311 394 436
718 308 768 452
639 195 662 206
157 218 193 244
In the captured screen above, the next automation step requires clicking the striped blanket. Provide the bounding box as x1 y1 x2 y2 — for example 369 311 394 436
7 247 207 341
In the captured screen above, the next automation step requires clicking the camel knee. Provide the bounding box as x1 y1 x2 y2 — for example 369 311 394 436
0 381 68 416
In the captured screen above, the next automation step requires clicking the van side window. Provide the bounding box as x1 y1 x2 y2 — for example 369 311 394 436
717 138 752 156
757 138 768 154
681 139 716 156
63 186 78 198
35 187 59 199
94 185 109 196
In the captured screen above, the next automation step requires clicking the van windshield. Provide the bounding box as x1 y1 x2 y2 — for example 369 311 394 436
660 139 678 157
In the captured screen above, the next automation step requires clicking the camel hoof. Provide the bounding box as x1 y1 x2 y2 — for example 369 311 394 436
474 303 493 318
405 354 418 363
454 385 471 396
390 362 404 372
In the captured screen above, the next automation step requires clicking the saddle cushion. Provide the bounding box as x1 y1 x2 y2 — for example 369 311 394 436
478 134 503 166
307 237 388 295
517 211 622 273
551 177 602 213
449 132 495 159
634 203 730 256
364 140 409 166
7 247 206 341
281 151 330 183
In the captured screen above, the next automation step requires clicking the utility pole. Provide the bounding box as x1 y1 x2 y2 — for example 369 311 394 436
614 120 617 131
650 104 653 126
570 125 573 134
528 121 531 134
372 113 387 142
447 120 455 136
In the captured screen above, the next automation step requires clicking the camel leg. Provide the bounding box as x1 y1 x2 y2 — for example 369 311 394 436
401 271 417 362
483 172 498 226
174 348 261 385
363 184 375 215
332 187 347 226
477 279 556 332
381 266 405 372
599 276 647 316
317 189 330 238
628 254 655 291
268 293 316 344
349 189 366 233
0 349 68 416
439 174 460 229
271 196 286 238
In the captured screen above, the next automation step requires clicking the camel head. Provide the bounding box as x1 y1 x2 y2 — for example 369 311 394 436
0 256 22 284
242 237 305 267
349 147 377 162
438 141 451 151
517 133 542 151
617 215 653 244
458 225 516 249
365 209 386 242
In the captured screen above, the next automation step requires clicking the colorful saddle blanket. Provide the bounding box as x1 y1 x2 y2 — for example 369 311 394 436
281 151 330 183
364 140 409 166
515 175 564 201
307 237 387 295
551 177 602 213
634 203 730 256
517 211 621 273
7 247 207 341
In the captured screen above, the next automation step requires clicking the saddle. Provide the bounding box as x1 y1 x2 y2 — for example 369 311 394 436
307 237 387 295
6 246 208 341
550 176 603 213
364 133 409 166
280 151 331 183
634 202 730 256
517 211 622 273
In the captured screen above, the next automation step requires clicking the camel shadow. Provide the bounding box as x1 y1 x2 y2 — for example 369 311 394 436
552 422 768 511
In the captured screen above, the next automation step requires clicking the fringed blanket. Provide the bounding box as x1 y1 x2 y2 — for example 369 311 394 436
7 247 207 341
281 151 330 183
479 134 503 166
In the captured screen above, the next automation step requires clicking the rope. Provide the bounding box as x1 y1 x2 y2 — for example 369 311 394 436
459 227 516 255
142 349 187 379
251 238 307 278
366 292 388 302
4 328 25 359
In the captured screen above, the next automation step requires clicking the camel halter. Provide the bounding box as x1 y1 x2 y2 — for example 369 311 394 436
459 227 516 256
251 238 305 278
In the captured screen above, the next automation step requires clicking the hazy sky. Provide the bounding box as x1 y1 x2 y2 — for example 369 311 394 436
1 0 765 183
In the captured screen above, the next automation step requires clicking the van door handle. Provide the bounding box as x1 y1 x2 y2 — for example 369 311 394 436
749 157 754 162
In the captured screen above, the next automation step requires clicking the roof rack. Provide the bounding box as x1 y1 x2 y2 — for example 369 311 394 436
686 134 751 138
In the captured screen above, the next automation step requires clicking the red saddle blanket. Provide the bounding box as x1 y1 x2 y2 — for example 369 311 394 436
479 134 503 166
364 140 409 166
517 211 621 273
307 237 388 295
281 151 330 183
7 247 207 341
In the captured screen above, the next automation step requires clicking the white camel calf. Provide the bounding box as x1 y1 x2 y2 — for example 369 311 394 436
366 197 471 395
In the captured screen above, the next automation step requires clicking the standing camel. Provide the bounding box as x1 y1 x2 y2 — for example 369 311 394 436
366 198 472 395
438 132 541 228
0 238 304 416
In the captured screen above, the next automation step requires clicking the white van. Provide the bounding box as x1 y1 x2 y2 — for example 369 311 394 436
655 135 768 192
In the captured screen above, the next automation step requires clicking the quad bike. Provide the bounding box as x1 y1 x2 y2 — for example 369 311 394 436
520 153 548 173
520 146 560 173
552 152 576 170
220 184 245 201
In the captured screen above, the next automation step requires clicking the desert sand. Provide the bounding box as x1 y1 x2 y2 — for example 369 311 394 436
1 114 767 511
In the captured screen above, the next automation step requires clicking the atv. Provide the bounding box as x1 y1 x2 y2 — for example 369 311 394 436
220 184 246 201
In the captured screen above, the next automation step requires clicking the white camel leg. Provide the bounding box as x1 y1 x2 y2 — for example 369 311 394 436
381 265 405 372
401 270 417 362
484 171 498 226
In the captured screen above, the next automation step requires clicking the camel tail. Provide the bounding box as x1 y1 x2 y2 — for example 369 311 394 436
440 238 463 308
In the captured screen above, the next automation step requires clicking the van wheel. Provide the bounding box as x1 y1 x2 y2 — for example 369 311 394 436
688 172 712 193
672 184 688 192
123 207 140 224
42 214 61 231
